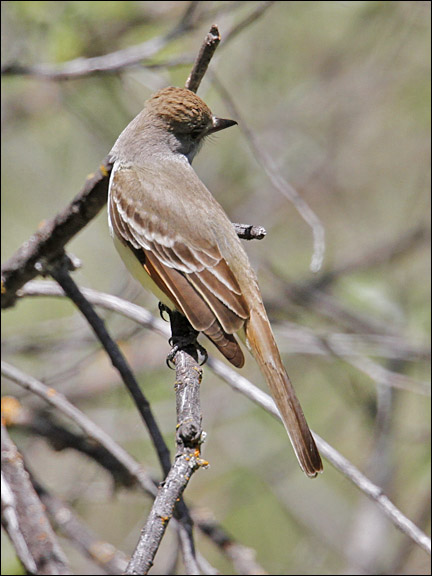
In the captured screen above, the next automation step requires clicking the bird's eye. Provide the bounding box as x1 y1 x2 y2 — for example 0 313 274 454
190 127 202 140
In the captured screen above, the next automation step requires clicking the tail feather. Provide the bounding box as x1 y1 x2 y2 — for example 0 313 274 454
204 320 245 368
245 309 323 477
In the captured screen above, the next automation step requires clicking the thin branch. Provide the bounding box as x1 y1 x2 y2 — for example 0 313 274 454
18 280 171 335
1 425 72 575
185 24 221 93
4 391 258 575
2 365 218 574
2 2 274 82
1 363 205 574
126 442 203 575
233 222 267 240
388 488 431 573
212 74 326 273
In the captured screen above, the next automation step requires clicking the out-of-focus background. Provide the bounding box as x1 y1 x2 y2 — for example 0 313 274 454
1 2 430 574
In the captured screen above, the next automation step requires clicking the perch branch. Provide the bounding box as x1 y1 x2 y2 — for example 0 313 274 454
126 316 206 575
1 363 200 572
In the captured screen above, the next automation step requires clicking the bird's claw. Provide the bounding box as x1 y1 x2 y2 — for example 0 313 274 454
166 336 208 368
159 302 172 322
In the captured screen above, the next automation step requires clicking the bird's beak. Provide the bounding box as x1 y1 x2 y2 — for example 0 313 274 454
208 116 238 134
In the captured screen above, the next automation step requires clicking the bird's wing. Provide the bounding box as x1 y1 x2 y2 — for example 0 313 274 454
109 162 248 367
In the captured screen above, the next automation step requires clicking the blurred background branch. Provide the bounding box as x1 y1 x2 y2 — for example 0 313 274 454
1 425 71 575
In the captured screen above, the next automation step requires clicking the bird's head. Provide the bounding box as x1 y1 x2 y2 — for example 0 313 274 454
144 86 237 162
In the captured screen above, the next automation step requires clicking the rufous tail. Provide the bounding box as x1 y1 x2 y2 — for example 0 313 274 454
245 309 323 477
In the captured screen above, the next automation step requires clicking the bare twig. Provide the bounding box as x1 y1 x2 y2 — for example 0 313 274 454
1 362 204 573
388 488 431 573
126 443 202 575
1 2 272 83
1 425 72 575
343 379 394 573
17 284 168 338
47 257 202 571
3 390 258 575
185 24 221 93
233 222 267 240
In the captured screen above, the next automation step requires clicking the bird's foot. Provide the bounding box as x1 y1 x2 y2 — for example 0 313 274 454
159 302 208 368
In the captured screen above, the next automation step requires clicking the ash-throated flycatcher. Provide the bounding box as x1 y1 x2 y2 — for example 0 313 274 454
108 86 322 477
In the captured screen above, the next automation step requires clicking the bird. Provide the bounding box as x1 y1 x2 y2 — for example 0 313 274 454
107 86 323 477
